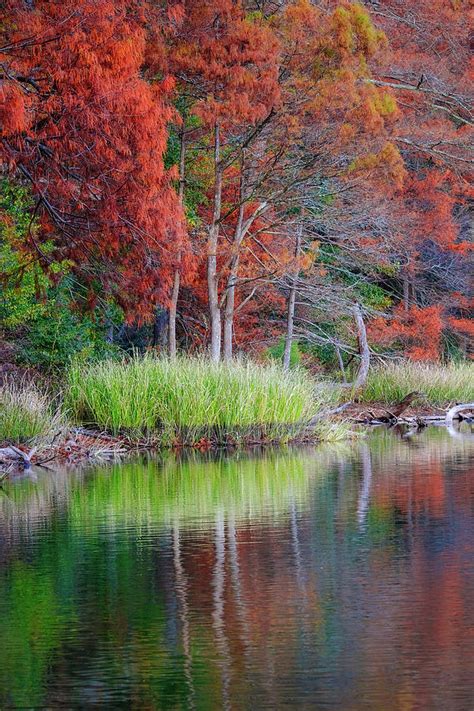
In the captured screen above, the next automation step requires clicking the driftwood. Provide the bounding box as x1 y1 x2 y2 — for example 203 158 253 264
0 445 36 469
352 396 474 427
0 429 129 480
384 391 423 419
305 401 352 428
446 403 474 425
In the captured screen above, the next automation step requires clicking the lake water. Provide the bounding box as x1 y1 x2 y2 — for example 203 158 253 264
0 426 473 709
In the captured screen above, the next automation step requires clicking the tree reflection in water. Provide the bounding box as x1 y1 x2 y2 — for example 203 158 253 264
0 426 473 709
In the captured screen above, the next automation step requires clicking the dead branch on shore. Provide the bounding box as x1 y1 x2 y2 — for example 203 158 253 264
350 394 474 427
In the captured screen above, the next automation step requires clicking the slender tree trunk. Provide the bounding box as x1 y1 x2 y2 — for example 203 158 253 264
335 343 347 383
403 274 410 311
169 129 186 358
169 270 180 358
283 222 303 371
352 302 370 390
222 251 240 361
223 170 246 361
208 123 223 362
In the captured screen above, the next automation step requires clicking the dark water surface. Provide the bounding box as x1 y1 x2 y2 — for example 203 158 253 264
0 427 473 710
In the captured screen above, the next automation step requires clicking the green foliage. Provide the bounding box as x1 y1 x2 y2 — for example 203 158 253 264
1 180 120 369
16 282 120 370
362 361 474 405
305 340 338 369
0 180 52 327
66 354 329 442
267 337 301 368
354 282 392 310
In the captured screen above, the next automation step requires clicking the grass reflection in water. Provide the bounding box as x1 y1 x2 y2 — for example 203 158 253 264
0 428 473 710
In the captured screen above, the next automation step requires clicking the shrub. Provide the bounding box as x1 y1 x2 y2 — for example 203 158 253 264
267 337 301 368
1 179 120 371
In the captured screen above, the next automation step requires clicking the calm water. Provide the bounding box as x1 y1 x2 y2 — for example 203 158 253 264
0 427 473 710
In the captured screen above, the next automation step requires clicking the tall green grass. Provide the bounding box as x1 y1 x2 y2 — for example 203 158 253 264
362 361 474 406
0 380 60 444
66 354 333 443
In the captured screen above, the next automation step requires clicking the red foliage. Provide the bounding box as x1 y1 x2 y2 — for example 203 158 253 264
0 0 471 360
167 0 280 129
0 0 186 319
369 304 444 361
448 318 474 338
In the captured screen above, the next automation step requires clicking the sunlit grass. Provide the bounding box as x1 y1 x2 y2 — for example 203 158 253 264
0 380 60 444
362 361 474 406
66 354 337 443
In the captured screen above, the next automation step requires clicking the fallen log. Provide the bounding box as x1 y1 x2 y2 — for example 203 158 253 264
384 391 424 419
305 401 352 428
446 403 474 425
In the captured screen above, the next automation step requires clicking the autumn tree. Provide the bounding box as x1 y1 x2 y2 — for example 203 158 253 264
221 1 406 368
170 1 408 362
165 0 280 360
0 0 185 321
357 0 473 357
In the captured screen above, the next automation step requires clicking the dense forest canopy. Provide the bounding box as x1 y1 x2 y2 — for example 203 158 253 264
1 0 472 369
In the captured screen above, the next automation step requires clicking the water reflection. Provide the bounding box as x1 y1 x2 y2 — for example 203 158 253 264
0 428 473 709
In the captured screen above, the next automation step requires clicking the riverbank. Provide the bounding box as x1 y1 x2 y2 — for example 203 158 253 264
0 356 347 473
1 357 472 474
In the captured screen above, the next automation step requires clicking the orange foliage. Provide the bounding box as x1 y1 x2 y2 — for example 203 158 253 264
370 304 444 361
0 0 471 357
448 318 474 338
168 0 280 129
0 0 187 319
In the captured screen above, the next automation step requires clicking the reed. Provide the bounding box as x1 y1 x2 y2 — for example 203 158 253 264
66 354 335 443
362 361 473 406
0 380 60 444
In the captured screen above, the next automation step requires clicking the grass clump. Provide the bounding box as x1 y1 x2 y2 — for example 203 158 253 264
0 380 59 445
66 354 330 443
362 361 474 406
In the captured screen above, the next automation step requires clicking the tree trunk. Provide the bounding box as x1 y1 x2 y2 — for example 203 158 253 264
352 302 370 390
208 123 223 362
169 129 186 358
283 222 303 371
223 170 246 361
222 254 240 361
168 270 180 358
335 343 347 383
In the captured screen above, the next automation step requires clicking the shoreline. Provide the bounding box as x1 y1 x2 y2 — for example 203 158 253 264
2 405 472 478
